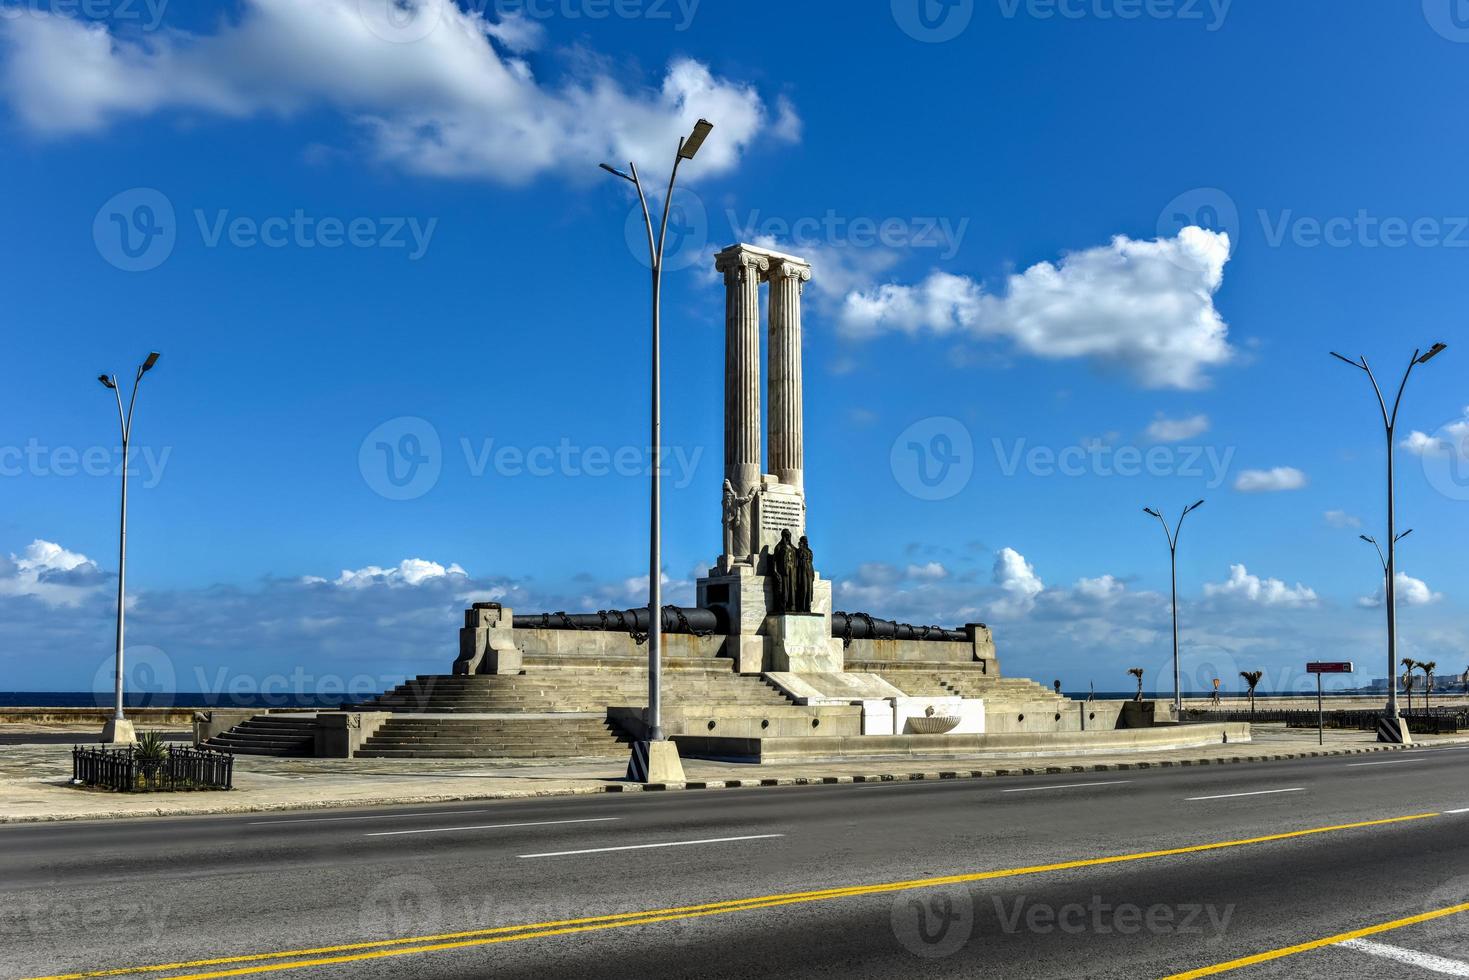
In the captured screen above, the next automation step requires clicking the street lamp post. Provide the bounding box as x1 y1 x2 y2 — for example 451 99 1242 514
600 118 713 783
1331 342 1446 743
1142 500 1204 716
97 351 161 745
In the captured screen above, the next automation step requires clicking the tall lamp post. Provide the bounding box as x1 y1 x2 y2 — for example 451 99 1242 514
97 351 161 744
600 118 713 783
1331 342 1446 743
1143 499 1204 716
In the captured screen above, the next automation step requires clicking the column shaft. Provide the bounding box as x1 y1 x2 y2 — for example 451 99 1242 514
767 257 811 489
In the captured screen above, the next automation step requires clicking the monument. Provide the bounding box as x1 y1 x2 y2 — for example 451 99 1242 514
697 243 840 675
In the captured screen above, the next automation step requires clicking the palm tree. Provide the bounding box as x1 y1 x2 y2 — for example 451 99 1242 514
1240 671 1263 719
1401 657 1417 714
1128 667 1145 702
1420 661 1437 714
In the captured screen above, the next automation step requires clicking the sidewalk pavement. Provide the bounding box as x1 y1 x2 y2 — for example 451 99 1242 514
3 724 1466 824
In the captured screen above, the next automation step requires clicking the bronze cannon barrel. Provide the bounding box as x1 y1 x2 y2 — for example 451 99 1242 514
831 611 970 643
513 606 726 636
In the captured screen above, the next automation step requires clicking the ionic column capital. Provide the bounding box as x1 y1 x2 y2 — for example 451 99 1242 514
715 245 771 284
767 257 812 284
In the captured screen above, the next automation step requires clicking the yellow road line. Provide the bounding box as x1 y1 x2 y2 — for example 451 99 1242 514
22 812 1439 980
1161 900 1469 979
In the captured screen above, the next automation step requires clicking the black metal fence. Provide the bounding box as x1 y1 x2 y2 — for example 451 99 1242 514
1182 707 1465 734
72 744 234 792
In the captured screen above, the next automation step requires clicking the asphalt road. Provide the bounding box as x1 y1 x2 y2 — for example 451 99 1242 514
5 747 1469 979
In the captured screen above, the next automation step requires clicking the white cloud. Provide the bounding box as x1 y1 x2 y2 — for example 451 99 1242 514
0 1 790 183
0 539 109 607
1204 564 1317 607
992 547 1044 614
1075 574 1125 600
834 227 1234 390
1324 510 1362 529
314 558 469 589
1233 467 1307 493
1358 572 1442 609
1401 409 1469 458
1145 413 1210 443
906 561 948 581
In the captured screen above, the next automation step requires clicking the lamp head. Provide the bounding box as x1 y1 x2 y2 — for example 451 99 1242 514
1418 342 1447 364
97 374 116 389
1397 528 1414 541
1359 534 1375 544
1186 499 1205 513
141 352 160 373
598 162 633 182
1142 507 1160 518
677 118 714 160
1329 351 1364 369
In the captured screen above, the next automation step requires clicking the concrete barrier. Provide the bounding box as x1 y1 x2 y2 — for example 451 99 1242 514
672 722 1250 764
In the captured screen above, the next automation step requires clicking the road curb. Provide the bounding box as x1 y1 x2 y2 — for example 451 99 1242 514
3 738 1460 822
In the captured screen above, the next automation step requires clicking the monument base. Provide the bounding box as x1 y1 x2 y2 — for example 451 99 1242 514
768 614 841 672
626 739 685 783
1377 707 1414 745
100 717 136 745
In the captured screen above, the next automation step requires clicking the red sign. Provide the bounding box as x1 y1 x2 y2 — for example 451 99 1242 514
1307 661 1354 674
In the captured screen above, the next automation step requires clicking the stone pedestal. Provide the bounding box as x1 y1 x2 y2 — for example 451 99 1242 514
454 603 523 675
627 739 685 784
100 717 136 745
767 613 841 673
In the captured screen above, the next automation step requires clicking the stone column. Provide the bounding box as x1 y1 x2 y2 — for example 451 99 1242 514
715 245 768 557
767 256 811 489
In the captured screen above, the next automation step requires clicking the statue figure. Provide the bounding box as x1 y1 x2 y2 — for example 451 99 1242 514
795 535 815 613
721 479 757 559
771 529 798 613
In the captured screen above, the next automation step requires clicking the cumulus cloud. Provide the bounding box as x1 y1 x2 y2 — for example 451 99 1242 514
1233 467 1307 493
1324 510 1362 529
1075 574 1125 600
991 547 1044 614
906 561 948 581
1204 564 1318 607
1401 409 1469 458
0 1 791 183
1145 413 1210 442
309 558 469 589
833 227 1233 390
0 540 110 607
1358 572 1442 609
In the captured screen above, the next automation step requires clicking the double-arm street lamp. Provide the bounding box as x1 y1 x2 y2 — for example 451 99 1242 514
600 118 713 782
1331 342 1446 743
1142 499 1204 716
97 351 161 744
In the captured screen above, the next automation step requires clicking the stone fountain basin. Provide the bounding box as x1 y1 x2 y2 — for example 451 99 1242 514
905 715 960 735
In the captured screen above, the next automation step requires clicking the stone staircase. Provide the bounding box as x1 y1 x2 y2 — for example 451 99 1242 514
356 714 628 759
201 714 317 757
847 661 1065 703
350 657 796 714
346 656 796 759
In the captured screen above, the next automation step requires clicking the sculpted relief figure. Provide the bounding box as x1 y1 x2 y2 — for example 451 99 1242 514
721 479 757 559
771 529 798 613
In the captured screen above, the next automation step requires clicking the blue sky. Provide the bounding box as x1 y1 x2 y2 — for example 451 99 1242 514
3 0 1469 697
